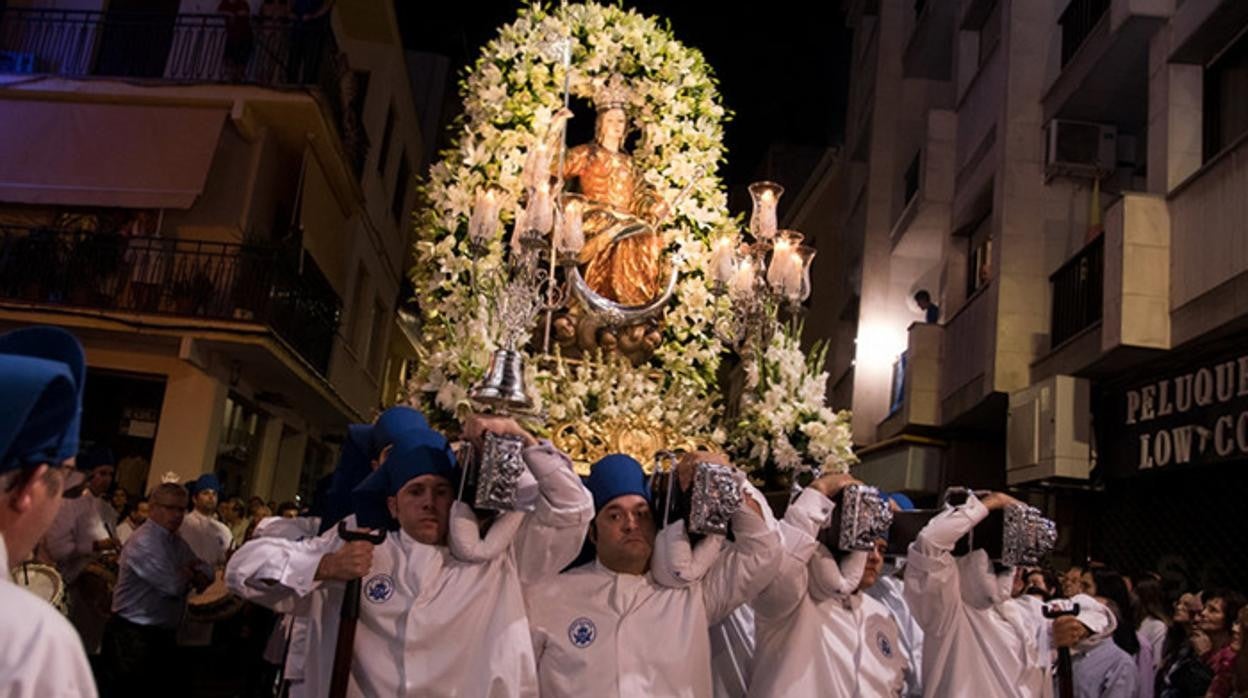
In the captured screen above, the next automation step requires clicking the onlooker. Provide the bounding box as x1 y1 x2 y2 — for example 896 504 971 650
1198 590 1247 698
218 496 248 550
914 290 939 324
275 500 299 518
110 487 128 519
102 483 212 696
1063 565 1086 599
1089 569 1154 697
1134 576 1171 669
115 499 149 546
1159 592 1209 697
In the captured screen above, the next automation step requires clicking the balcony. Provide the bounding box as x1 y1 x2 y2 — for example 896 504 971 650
0 226 341 376
891 109 955 258
1042 0 1172 134
1050 236 1104 349
0 8 368 176
903 0 956 80
879 321 943 439
1033 193 1170 380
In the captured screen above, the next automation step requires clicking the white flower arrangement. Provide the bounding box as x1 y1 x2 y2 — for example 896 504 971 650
408 2 855 477
734 323 857 476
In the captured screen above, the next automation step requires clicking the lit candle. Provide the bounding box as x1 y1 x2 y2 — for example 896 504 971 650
730 258 756 299
766 237 793 291
469 187 501 246
710 235 737 285
526 180 554 235
758 189 778 240
558 196 584 255
782 250 803 299
523 142 550 192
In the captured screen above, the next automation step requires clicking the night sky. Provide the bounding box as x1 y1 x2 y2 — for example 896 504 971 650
396 1 851 208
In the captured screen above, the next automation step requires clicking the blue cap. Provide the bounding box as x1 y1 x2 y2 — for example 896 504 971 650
0 327 86 473
882 491 915 511
315 425 373 533
190 473 222 496
585 453 651 512
371 406 429 457
352 431 458 530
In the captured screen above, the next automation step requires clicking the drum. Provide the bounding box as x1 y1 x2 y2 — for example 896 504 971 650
11 563 67 615
78 557 118 618
186 570 243 623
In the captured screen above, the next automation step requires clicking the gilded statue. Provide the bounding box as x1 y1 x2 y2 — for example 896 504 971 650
549 76 670 364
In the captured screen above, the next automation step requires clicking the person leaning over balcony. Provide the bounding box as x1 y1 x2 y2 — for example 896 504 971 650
914 290 939 324
218 0 254 81
0 326 97 698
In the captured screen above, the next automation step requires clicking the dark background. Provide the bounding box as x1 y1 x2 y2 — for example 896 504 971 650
396 0 851 208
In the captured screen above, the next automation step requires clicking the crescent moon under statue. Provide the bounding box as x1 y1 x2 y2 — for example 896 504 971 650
568 262 678 327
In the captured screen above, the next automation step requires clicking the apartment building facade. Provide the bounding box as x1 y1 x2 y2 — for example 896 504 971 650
805 0 1248 586
0 0 428 504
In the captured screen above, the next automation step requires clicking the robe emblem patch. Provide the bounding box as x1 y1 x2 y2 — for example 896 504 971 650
364 573 396 604
568 617 597 648
876 631 893 659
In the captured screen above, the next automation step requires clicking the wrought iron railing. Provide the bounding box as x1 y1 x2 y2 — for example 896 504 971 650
0 8 368 175
0 227 341 375
1059 0 1110 67
1049 234 1104 349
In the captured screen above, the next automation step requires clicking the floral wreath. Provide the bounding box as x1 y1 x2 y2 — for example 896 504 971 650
411 2 732 441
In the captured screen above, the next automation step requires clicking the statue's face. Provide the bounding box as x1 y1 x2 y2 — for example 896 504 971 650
597 108 627 149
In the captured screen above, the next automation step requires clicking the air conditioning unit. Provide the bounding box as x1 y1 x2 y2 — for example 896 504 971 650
1006 374 1091 484
1044 119 1116 181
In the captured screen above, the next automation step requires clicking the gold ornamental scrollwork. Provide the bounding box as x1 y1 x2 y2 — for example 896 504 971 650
551 415 712 475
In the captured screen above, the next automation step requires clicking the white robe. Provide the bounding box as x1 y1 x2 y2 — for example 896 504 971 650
177 509 232 646
526 482 780 698
903 495 1053 698
749 488 909 697
0 537 98 698
42 492 108 582
226 441 592 698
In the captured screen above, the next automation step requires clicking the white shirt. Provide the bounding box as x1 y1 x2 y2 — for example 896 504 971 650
42 492 109 582
226 441 593 698
116 518 139 546
178 510 231 567
749 488 908 697
903 495 1052 698
526 482 780 698
177 509 233 646
0 537 98 698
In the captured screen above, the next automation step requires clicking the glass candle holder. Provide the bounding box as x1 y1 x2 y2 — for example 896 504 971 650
748 181 784 241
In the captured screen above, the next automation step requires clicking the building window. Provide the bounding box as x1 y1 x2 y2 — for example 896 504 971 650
977 0 1001 67
377 103 396 176
391 154 411 224
967 213 993 297
1204 28 1248 162
368 296 387 374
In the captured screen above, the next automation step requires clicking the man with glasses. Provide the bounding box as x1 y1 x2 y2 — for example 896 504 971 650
103 482 212 696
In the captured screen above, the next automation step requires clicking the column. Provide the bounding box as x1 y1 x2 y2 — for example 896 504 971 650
147 362 226 493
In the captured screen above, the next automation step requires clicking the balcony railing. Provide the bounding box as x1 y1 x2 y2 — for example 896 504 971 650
0 227 341 376
1050 235 1104 348
1059 0 1110 66
0 8 368 175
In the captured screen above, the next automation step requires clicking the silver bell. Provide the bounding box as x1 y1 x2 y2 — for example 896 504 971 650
471 348 533 412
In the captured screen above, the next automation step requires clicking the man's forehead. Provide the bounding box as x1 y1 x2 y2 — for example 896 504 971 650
400 474 452 489
601 496 649 513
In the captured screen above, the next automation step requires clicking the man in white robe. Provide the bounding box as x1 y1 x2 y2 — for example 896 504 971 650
526 451 781 697
226 414 592 697
749 474 909 697
903 491 1053 698
0 327 97 697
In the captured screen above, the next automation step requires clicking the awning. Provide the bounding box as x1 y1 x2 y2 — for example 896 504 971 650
0 99 225 209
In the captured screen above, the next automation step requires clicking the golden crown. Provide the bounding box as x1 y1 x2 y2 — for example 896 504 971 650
593 75 632 112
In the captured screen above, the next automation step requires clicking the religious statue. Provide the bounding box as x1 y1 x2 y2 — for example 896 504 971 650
547 75 673 365
561 76 669 306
